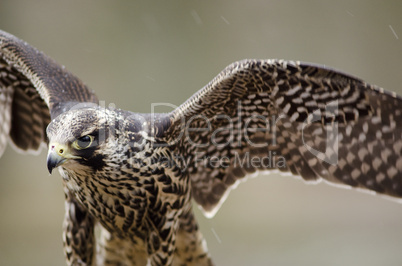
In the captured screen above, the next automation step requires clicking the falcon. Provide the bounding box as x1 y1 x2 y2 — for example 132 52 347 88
1 30 401 265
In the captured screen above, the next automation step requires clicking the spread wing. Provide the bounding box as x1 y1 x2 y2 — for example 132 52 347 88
167 59 402 217
0 30 98 156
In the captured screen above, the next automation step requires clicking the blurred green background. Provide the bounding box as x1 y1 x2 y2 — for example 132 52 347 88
1 1 402 265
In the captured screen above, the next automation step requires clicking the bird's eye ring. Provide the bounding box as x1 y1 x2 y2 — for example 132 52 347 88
73 135 94 150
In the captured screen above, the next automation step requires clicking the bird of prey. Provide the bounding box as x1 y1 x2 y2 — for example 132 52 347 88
1 29 401 265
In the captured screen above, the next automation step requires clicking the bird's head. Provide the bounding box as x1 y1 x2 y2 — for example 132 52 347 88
46 106 120 175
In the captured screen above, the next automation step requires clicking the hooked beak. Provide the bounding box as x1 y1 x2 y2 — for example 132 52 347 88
47 143 79 174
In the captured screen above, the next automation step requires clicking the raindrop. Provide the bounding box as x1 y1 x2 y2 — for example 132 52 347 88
191 10 203 26
389 25 399 40
345 10 354 17
221 16 230 25
211 227 222 244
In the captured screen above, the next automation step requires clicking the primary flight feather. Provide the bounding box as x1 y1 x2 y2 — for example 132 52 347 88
1 30 401 265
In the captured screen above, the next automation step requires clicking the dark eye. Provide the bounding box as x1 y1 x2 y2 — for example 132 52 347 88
74 135 94 149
